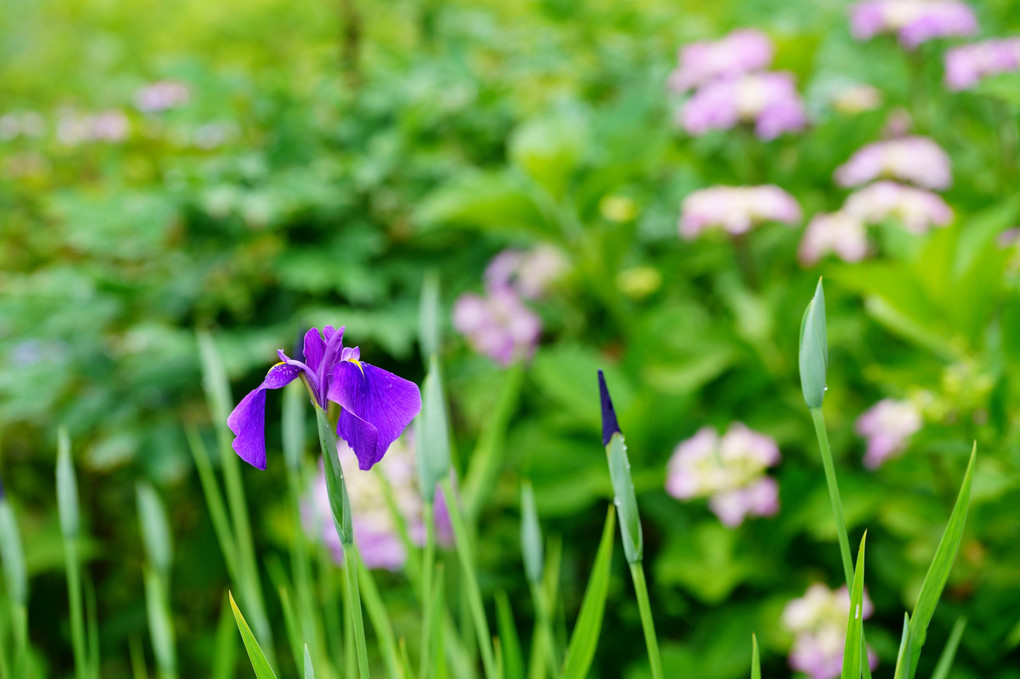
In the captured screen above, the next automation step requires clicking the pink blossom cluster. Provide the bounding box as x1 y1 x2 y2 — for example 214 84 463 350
669 30 807 139
665 423 781 527
454 246 567 366
56 108 130 145
835 137 952 190
134 81 192 113
303 431 452 571
801 134 953 265
783 584 878 679
0 111 45 140
851 0 978 49
945 38 1020 90
679 185 801 239
855 398 923 468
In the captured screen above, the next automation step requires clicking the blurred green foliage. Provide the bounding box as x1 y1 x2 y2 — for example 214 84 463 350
2 0 1020 676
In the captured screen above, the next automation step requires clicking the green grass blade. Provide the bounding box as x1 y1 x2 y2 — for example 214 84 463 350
57 427 89 679
304 645 315 679
129 636 149 679
930 617 967 679
495 591 524 679
560 506 616 679
907 445 976 675
184 427 239 583
419 269 442 364
357 556 403 679
0 495 28 676
213 595 239 679
893 613 911 679
229 592 279 679
417 357 452 505
136 483 173 579
143 569 177 679
842 533 867 679
750 634 761 679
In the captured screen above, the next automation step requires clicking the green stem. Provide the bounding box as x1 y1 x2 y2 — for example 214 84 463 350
344 552 372 679
628 563 663 679
809 407 873 679
420 502 436 679
65 539 88 679
441 477 497 679
809 408 854 587
529 582 557 678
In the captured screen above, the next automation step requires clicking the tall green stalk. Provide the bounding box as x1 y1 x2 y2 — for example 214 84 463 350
809 408 854 587
56 428 89 679
629 564 663 679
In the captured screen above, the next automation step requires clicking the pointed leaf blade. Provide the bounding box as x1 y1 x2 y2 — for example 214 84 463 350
229 592 279 679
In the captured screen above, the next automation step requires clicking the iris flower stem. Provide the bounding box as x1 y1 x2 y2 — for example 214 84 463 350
343 549 372 679
441 477 497 679
420 501 436 679
628 563 663 679
809 407 874 679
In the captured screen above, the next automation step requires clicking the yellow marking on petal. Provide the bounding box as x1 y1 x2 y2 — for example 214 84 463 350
273 361 285 367
349 358 365 376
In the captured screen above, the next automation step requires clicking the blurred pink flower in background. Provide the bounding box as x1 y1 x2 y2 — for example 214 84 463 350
303 431 452 570
799 212 869 266
484 245 569 300
679 71 808 139
679 185 801 239
0 111 45 140
665 423 781 527
134 81 192 112
856 398 923 468
835 137 952 190
844 181 952 233
851 0 978 48
57 109 130 145
453 288 542 366
667 29 774 93
783 584 877 679
945 38 1020 90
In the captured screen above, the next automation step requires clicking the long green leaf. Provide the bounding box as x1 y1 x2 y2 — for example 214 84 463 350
750 634 760 679
893 613 911 679
495 592 524 679
57 427 89 679
229 592 279 679
304 645 315 679
212 595 239 679
560 506 616 679
417 358 452 504
931 617 967 679
842 533 867 679
907 444 976 675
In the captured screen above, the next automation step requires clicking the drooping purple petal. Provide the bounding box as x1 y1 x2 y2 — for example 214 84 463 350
328 361 422 470
227 363 303 469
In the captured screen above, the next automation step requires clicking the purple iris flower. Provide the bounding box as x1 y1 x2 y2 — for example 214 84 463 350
227 325 422 472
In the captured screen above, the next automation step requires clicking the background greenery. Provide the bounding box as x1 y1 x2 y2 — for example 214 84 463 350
2 0 1020 676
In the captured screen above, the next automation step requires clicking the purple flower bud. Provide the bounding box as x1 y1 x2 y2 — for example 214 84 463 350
855 398 922 468
597 370 621 446
851 0 978 49
945 38 1020 91
679 185 802 239
667 29 774 94
835 137 952 190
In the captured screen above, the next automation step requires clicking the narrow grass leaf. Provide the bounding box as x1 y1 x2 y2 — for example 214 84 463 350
229 592 279 679
495 592 524 679
419 269 441 364
907 444 976 675
417 358 452 504
519 482 543 586
750 634 761 679
357 556 403 679
931 617 967 679
561 506 616 679
303 645 315 679
463 363 523 522
282 381 308 472
842 533 867 679
893 613 911 679
136 484 173 578
143 569 177 679
213 595 240 679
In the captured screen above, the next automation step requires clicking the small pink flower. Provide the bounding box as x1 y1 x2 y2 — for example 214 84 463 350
856 398 923 468
667 29 774 94
134 81 192 113
678 72 808 139
843 181 953 233
484 245 569 300
799 212 869 266
303 431 452 571
945 38 1020 91
835 137 952 190
783 584 878 679
453 288 541 367
665 423 781 527
851 0 978 49
679 185 801 239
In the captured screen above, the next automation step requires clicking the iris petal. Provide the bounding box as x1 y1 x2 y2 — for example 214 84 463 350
328 361 422 470
337 409 381 471
303 328 325 372
227 363 302 469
